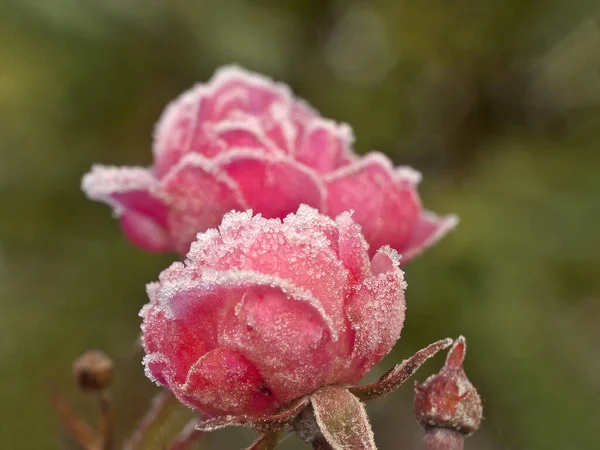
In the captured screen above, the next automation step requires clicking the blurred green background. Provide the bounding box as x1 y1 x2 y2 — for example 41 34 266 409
1 0 599 448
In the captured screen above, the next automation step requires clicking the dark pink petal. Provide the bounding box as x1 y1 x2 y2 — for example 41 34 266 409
294 119 355 174
81 165 171 252
398 211 459 263
140 303 209 386
178 348 278 416
215 151 326 219
207 66 292 120
160 154 247 254
341 247 406 383
325 153 422 257
220 285 334 403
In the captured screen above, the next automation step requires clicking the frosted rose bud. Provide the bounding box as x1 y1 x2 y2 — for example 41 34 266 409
414 336 483 435
140 205 406 417
82 66 456 260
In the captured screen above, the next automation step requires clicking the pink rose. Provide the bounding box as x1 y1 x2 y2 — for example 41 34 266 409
140 206 406 417
82 66 456 260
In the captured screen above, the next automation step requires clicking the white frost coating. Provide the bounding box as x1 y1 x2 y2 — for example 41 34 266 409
152 83 207 156
394 165 422 184
145 282 160 305
156 268 337 341
81 165 158 214
142 353 175 386
375 245 402 268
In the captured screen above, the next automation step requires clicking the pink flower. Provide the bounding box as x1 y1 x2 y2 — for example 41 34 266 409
140 205 406 417
82 66 456 260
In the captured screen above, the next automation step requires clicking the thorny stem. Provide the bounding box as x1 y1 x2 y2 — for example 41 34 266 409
423 428 464 450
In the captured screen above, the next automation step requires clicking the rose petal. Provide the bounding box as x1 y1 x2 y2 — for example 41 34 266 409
160 154 247 254
294 119 355 174
153 86 212 177
208 66 292 120
398 211 459 262
220 285 334 403
184 209 350 338
215 151 326 219
180 348 278 416
335 211 371 285
140 304 209 385
341 250 406 383
81 165 171 252
211 119 282 155
325 153 422 256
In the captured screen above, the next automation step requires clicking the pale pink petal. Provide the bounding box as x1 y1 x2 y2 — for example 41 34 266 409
179 348 278 416
341 248 406 383
207 65 292 120
211 119 282 156
294 119 355 174
81 165 171 252
215 151 326 219
219 285 334 403
153 86 211 177
398 211 459 262
325 153 422 256
160 154 247 254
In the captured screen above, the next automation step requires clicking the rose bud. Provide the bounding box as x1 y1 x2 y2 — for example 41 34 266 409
414 336 483 435
82 66 456 260
72 350 114 392
140 205 406 417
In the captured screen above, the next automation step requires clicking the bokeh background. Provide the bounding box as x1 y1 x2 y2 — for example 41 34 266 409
1 0 599 449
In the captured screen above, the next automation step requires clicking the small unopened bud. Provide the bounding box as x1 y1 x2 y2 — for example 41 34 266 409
73 350 114 392
414 336 482 435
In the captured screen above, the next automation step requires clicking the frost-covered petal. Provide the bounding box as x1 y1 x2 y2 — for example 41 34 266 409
220 285 333 403
207 65 293 120
81 165 171 251
179 348 278 416
153 86 211 177
185 209 350 337
210 119 282 156
294 119 355 174
215 151 326 219
140 304 209 386
341 247 406 383
160 154 247 254
398 211 459 263
325 153 422 256
335 211 371 285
